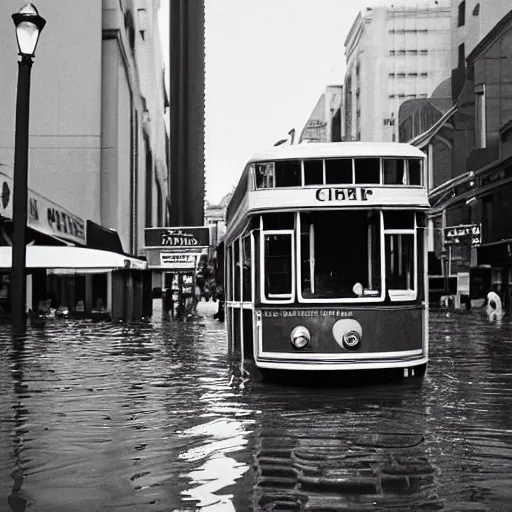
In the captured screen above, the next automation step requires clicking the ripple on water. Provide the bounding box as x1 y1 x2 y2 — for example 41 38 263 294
0 308 511 510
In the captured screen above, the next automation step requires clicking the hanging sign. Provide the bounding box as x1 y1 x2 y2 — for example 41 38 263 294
144 226 210 248
160 253 197 269
444 224 481 247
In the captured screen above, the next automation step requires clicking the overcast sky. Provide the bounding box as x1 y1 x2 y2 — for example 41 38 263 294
159 0 433 204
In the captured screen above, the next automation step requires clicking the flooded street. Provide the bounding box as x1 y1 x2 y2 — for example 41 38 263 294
1 303 512 511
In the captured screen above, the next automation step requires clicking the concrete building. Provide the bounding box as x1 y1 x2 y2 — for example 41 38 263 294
299 86 343 143
451 0 511 101
169 0 205 227
401 7 512 309
0 0 169 257
343 1 452 142
0 0 169 316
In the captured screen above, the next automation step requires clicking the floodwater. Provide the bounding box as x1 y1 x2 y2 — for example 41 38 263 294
1 303 512 511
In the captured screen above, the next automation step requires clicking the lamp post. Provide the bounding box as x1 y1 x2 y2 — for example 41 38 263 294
10 3 46 335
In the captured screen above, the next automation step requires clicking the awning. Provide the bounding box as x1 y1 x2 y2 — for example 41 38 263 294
0 246 147 271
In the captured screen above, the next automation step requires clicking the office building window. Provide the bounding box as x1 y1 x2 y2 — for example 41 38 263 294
458 43 465 67
458 1 466 27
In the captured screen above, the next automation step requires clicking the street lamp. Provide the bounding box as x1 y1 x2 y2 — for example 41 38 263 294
11 3 46 335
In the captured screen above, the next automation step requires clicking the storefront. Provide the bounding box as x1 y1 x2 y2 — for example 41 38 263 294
0 246 151 321
0 171 152 322
144 227 211 313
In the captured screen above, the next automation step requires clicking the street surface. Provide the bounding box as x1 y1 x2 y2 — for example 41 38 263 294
0 302 511 511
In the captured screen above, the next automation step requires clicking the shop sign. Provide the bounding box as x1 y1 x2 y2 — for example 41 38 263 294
0 171 86 245
160 253 197 269
444 223 481 247
144 226 210 248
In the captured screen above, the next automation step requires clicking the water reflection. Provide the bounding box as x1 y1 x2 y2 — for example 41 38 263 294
0 306 510 510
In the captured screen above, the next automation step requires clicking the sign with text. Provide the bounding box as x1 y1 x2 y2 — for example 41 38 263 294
160 253 197 269
0 171 86 245
444 224 481 247
144 226 210 248
262 309 354 318
315 187 374 202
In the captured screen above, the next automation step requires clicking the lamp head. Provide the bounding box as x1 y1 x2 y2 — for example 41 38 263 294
12 3 46 58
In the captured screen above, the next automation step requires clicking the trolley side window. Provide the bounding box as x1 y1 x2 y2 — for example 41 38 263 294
242 234 252 301
304 159 323 185
383 210 418 300
407 158 423 186
234 239 241 301
275 160 301 187
383 159 406 185
263 233 293 300
354 158 380 184
226 245 233 301
255 162 275 189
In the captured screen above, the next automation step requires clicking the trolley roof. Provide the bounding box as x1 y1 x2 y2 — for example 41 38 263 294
247 142 425 163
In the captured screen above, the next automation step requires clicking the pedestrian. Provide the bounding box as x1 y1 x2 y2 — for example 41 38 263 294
485 287 503 321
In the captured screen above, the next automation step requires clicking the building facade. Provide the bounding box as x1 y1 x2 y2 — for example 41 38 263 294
401 7 512 309
0 0 169 257
299 85 343 143
343 1 452 142
0 0 169 316
451 0 511 72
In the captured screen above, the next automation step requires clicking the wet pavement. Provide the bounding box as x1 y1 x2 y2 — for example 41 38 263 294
1 303 512 511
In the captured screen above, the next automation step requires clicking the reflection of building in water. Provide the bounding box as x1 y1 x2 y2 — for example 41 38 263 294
343 0 452 142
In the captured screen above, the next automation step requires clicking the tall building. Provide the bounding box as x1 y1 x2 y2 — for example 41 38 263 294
169 0 205 227
451 0 511 99
299 86 343 143
343 1 452 142
399 4 512 307
0 0 169 258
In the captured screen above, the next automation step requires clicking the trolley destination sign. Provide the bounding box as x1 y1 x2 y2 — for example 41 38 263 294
315 187 374 202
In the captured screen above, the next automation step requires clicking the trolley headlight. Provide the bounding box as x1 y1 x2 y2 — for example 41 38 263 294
290 326 311 349
343 330 361 349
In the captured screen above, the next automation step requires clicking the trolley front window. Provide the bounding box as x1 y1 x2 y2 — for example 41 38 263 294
298 211 383 301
